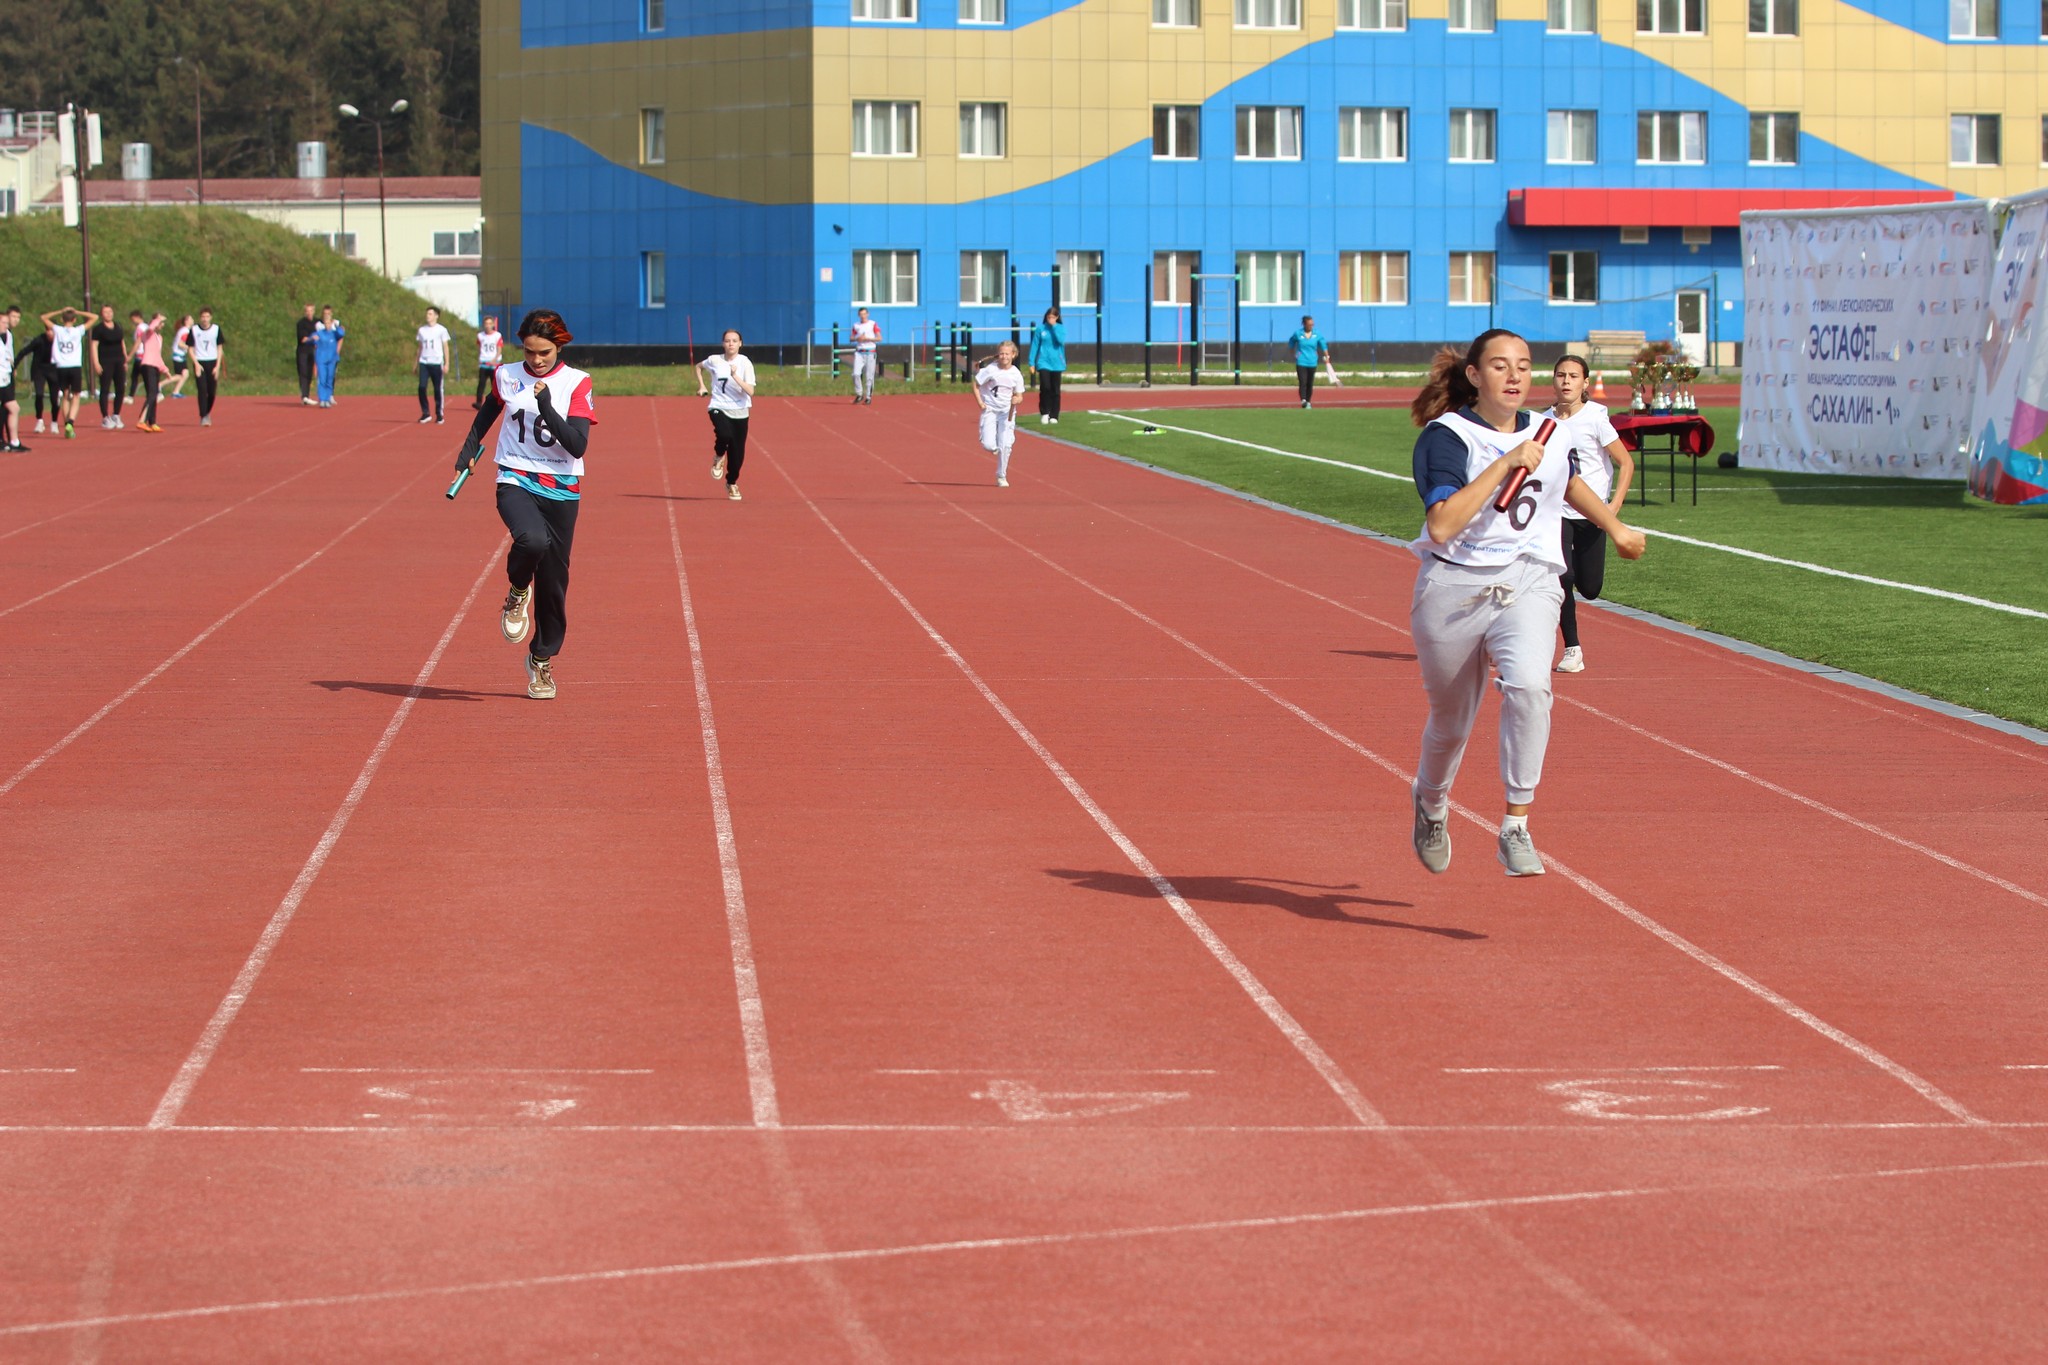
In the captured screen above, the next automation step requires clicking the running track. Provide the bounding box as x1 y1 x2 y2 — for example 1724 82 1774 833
2 393 2044 1361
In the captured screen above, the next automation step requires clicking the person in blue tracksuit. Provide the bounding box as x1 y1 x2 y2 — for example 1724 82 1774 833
1027 305 1066 425
313 307 346 406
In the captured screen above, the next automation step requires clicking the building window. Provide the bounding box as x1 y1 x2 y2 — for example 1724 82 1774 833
1153 105 1200 159
1750 112 1799 163
1340 251 1408 305
1637 0 1706 31
1235 0 1302 25
0 188 17 217
308 230 358 257
960 250 1008 307
1950 0 1997 35
959 102 1007 158
1236 106 1304 160
1547 110 1597 163
432 230 481 256
1339 0 1408 28
1339 107 1407 161
1549 251 1597 303
1951 113 2001 164
961 0 1005 20
1058 250 1103 306
640 108 666 166
1548 0 1596 29
642 251 666 309
1449 251 1494 305
1638 110 1706 162
1154 251 1197 305
1749 0 1797 32
854 250 919 306
2041 114 2048 165
1237 251 1303 306
852 0 916 18
1449 108 1496 162
1153 0 1199 24
1449 0 1496 29
643 0 665 32
853 101 919 157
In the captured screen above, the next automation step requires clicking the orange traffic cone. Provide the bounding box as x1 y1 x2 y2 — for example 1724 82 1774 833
1590 371 1609 401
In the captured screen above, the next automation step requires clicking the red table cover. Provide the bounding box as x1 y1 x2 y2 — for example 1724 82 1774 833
1611 413 1716 458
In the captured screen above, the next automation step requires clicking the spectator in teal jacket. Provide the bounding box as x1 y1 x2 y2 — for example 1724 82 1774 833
1027 305 1066 425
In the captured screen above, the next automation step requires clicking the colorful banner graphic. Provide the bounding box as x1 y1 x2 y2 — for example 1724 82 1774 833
1739 205 1992 479
1964 195 2048 505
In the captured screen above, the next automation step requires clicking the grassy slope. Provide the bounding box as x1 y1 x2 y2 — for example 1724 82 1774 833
1063 403 2048 730
0 208 437 387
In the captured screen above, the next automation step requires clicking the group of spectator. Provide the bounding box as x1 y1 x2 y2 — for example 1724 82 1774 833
0 303 225 446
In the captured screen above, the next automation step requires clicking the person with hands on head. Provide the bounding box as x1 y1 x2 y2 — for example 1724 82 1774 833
452 309 596 701
41 307 88 439
697 328 756 501
1405 329 1645 879
1543 355 1635 674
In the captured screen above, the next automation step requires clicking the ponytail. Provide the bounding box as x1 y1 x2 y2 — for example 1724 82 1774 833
1410 328 1523 427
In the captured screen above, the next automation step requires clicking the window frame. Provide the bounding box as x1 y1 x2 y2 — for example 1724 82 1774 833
1057 250 1103 307
1234 0 1303 27
431 230 481 256
1153 251 1198 306
1949 0 1997 37
1636 0 1707 34
1546 109 1598 164
959 249 1009 308
1338 0 1408 29
639 107 666 166
1547 0 1596 31
1748 0 1798 33
1448 251 1495 306
1448 0 1497 32
959 0 1005 21
1236 250 1305 307
1153 104 1201 160
958 101 1007 159
1950 112 2001 165
1637 110 1707 164
1339 250 1409 306
642 250 667 310
851 0 917 20
1236 105 1305 161
853 249 920 308
1152 0 1200 25
1448 108 1497 163
852 101 920 159
1749 111 1799 164
643 0 665 33
1548 250 1598 305
1338 106 1408 162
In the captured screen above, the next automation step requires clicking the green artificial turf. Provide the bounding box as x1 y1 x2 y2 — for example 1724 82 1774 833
1061 402 2048 731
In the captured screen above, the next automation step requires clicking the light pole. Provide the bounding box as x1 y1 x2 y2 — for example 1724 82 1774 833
171 57 205 205
338 99 410 278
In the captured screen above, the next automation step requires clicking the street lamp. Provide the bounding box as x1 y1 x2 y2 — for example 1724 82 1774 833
171 56 204 205
338 98 410 278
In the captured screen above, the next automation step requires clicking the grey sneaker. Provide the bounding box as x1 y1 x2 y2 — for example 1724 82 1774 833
500 585 532 644
1411 790 1451 874
1497 824 1546 877
1555 646 1585 673
525 653 556 700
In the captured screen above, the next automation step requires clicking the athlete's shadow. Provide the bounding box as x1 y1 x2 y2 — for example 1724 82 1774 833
1332 649 1417 662
312 680 513 702
614 492 734 502
1046 869 1483 939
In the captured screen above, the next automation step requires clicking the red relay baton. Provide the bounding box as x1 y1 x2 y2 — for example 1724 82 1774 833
1493 417 1557 512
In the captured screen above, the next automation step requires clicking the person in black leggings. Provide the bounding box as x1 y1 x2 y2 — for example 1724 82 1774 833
1545 354 1635 674
24 328 55 432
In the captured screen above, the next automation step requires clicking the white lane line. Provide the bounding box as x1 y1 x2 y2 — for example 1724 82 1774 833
7 1156 2045 1340
3 1120 2046 1135
0 440 258 546
1 459 445 801
299 1068 655 1075
771 451 1385 1131
2005 1065 2048 1070
1445 1066 1785 1074
1095 411 2046 620
0 1068 77 1074
0 436 376 621
651 412 780 1132
878 452 1986 1129
1023 464 2048 908
876 1068 1220 1076
145 544 504 1130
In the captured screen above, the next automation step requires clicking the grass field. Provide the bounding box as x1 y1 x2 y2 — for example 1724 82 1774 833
1058 402 2048 731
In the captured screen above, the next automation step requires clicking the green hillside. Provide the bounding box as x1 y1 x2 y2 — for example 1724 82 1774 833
0 208 441 388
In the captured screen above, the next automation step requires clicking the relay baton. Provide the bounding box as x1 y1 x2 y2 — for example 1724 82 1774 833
446 442 482 500
1493 417 1557 512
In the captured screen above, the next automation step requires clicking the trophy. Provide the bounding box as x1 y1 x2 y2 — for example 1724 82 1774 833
1629 362 1649 413
1678 363 1699 412
1650 363 1674 414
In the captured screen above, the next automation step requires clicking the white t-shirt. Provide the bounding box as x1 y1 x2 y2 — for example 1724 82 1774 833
1543 401 1621 518
52 324 86 368
0 329 13 378
492 362 597 483
416 323 452 367
1409 410 1572 573
700 355 756 416
477 330 503 365
852 319 881 353
975 362 1027 415
190 324 222 363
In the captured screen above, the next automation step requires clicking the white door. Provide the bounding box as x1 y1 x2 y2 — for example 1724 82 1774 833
1675 290 1708 365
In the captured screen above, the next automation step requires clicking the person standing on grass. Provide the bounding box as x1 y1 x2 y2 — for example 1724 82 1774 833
453 309 596 702
416 306 452 424
1544 355 1635 675
474 314 503 409
850 306 880 405
42 307 87 439
295 303 319 405
1027 305 1066 426
189 309 224 428
974 339 1027 488
89 306 128 429
1405 328 1646 879
697 329 756 501
0 307 25 453
313 306 345 407
132 312 168 433
165 314 194 401
1288 315 1336 409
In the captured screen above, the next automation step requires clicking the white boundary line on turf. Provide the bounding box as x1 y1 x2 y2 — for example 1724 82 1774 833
1097 411 2048 621
769 449 1387 1131
146 543 505 1130
5 1156 2043 1341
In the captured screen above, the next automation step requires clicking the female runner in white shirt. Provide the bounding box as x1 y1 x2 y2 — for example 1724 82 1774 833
1543 355 1635 674
696 329 757 501
974 340 1027 487
1407 329 1645 877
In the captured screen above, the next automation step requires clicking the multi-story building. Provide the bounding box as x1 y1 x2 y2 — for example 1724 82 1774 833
481 0 2044 362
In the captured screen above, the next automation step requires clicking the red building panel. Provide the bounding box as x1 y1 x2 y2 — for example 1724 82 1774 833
1507 187 1958 228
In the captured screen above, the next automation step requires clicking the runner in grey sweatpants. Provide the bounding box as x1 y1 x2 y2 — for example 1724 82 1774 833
1406 329 1646 878
850 307 881 404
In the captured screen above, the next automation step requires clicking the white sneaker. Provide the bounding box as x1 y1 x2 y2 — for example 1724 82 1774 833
525 654 556 700
727 485 742 501
500 585 532 644
1555 646 1585 674
996 476 1009 487
712 456 726 480
33 419 44 434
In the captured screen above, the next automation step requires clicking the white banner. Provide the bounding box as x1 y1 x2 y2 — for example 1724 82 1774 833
1964 195 2048 504
1739 204 1992 478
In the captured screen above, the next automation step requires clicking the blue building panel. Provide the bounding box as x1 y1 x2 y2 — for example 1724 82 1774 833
521 0 1087 48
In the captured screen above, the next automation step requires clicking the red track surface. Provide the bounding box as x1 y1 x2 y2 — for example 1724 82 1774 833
2 392 2044 1361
